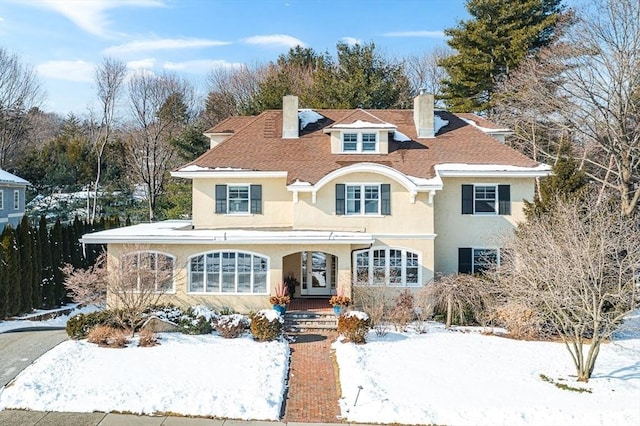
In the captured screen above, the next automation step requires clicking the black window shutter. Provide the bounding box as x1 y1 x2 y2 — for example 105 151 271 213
381 184 391 215
461 185 473 214
250 184 262 214
215 185 227 214
335 184 345 215
458 248 473 274
498 185 511 215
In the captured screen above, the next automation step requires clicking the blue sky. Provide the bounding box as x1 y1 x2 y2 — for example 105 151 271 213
0 0 469 116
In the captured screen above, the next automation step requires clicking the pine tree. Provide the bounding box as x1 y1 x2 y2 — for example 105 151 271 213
2 226 22 316
440 0 564 113
0 233 6 319
31 220 42 308
50 219 65 306
38 216 55 308
17 216 33 313
524 143 588 219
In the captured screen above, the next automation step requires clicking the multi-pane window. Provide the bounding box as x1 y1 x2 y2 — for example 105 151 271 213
474 186 496 213
13 190 19 210
354 247 421 287
228 185 249 213
346 184 380 215
0 191 3 209
341 132 377 153
473 248 498 273
342 133 358 151
189 251 268 294
121 252 175 292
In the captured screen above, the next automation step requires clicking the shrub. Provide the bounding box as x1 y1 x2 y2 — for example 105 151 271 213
138 329 159 347
87 325 129 348
493 303 549 340
389 289 415 331
142 304 185 324
250 309 284 341
338 311 371 344
66 310 118 339
178 307 214 335
353 286 392 337
215 314 249 338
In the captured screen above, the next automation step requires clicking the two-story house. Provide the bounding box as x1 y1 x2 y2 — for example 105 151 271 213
81 94 549 312
0 169 30 231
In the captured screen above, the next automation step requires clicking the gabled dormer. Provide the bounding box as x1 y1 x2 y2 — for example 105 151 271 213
324 110 397 154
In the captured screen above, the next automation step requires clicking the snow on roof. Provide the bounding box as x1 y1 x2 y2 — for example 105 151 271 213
460 117 511 133
81 220 374 245
179 164 212 172
0 169 29 185
393 130 411 142
299 109 324 130
331 120 397 129
434 115 449 135
435 163 551 177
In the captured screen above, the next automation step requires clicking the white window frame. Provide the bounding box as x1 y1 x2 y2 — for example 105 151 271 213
341 132 378 153
188 250 269 294
353 247 421 287
227 184 250 214
473 184 498 215
0 191 4 210
472 248 499 274
13 190 19 210
121 251 175 293
345 183 381 215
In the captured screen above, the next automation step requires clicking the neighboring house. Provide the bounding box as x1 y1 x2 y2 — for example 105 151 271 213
0 169 30 231
81 94 549 312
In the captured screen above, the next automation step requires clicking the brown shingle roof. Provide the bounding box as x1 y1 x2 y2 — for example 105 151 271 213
188 109 539 185
204 116 256 134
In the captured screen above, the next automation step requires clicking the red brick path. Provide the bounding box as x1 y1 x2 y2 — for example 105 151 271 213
283 298 341 423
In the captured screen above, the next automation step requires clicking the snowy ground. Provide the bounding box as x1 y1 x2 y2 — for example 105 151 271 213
0 333 289 420
0 304 99 333
334 314 640 426
1 307 638 425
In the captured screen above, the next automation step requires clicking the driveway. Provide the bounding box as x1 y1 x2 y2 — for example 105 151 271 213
0 328 68 387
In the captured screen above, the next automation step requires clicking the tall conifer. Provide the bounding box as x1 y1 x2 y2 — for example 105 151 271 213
17 216 33 313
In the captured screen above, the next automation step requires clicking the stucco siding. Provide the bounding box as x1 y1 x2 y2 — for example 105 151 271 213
433 177 535 274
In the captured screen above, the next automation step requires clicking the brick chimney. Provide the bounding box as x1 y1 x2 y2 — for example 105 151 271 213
413 93 435 138
282 95 299 139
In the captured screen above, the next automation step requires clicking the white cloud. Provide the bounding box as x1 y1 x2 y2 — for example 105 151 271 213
18 0 165 38
36 60 95 82
243 34 305 48
340 37 361 46
382 30 445 38
127 58 156 71
164 59 243 74
104 38 231 55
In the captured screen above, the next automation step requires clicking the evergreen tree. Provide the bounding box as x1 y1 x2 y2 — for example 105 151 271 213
38 216 55 308
31 220 42 308
50 219 65 306
311 42 411 109
17 216 33 313
440 0 565 113
2 226 22 316
0 233 6 319
524 143 588 219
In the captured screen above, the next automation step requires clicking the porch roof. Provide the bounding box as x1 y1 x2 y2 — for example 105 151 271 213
80 220 374 245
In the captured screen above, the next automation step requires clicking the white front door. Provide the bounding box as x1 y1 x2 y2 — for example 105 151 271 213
300 251 336 296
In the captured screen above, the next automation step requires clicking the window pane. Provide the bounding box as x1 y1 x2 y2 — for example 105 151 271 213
221 252 236 292
301 251 308 289
237 253 252 293
157 254 174 291
406 252 419 285
343 133 357 151
228 186 249 213
346 185 361 214
190 256 204 292
206 253 220 292
364 185 379 214
355 251 369 285
475 186 496 213
473 249 497 273
362 133 376 151
389 249 402 285
253 255 268 293
373 249 386 285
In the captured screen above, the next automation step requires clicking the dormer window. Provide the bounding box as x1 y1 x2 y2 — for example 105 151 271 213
341 132 378 153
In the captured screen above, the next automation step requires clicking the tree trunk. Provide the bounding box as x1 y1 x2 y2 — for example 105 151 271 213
446 296 453 328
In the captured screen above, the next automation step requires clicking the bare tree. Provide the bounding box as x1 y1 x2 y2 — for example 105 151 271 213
404 46 450 102
0 47 45 168
205 64 266 125
495 0 640 216
125 72 195 221
496 193 640 382
62 252 108 308
87 58 127 223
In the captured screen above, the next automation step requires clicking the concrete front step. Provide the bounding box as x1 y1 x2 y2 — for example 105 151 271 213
284 311 338 331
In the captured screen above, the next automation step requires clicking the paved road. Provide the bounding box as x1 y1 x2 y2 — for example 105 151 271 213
0 328 68 387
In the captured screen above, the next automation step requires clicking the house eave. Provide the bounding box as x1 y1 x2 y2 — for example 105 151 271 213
171 170 288 179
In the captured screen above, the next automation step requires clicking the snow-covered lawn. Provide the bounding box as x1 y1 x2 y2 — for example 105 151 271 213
0 304 99 333
335 317 640 426
0 333 289 421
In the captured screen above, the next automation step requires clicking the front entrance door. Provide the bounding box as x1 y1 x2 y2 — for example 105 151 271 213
300 251 336 296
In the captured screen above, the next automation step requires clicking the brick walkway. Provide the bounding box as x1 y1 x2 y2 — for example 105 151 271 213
283 330 341 423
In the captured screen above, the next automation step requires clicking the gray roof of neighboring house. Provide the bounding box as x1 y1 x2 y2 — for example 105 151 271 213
0 169 30 186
